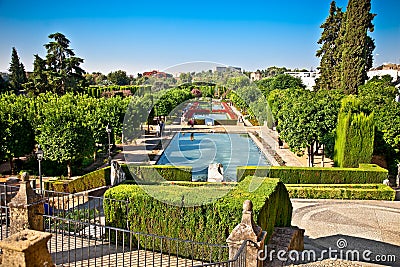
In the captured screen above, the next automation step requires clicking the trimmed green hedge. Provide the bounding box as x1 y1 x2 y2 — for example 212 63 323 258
103 177 292 260
50 167 111 193
127 165 192 182
286 184 395 200
237 164 388 184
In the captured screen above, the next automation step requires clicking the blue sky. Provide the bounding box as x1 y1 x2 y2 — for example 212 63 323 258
0 0 399 75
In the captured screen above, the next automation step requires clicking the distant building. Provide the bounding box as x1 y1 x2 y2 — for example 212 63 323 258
368 63 400 82
284 71 318 90
142 70 171 78
250 71 262 81
215 66 242 73
368 63 400 102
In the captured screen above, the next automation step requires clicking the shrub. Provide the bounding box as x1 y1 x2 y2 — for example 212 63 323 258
47 167 111 193
286 184 395 200
103 177 292 260
127 165 192 182
334 98 374 167
237 164 388 184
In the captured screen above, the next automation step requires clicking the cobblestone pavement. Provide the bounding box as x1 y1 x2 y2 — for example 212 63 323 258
289 199 400 267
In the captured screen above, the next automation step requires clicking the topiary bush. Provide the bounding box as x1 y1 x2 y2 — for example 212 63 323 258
334 97 375 168
286 184 395 200
103 177 292 260
47 166 111 193
237 164 388 184
127 165 192 183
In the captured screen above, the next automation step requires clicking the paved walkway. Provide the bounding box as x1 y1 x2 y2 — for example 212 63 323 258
290 199 400 266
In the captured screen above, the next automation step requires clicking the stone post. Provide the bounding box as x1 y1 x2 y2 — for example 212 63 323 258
0 229 54 267
226 200 267 267
396 163 400 187
8 172 44 236
111 160 126 186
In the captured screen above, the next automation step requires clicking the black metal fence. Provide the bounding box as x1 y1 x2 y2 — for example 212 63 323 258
0 184 248 267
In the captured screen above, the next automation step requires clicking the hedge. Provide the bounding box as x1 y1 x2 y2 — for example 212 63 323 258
334 109 374 168
127 165 192 183
237 164 388 184
103 177 292 260
50 167 111 193
286 184 395 200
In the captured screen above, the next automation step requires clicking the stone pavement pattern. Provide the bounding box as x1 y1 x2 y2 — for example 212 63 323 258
290 199 400 267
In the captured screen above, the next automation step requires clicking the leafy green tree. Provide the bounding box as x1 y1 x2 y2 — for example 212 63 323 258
315 1 344 91
272 89 343 166
0 94 35 173
226 76 250 90
24 55 49 95
262 66 290 77
85 72 107 85
44 32 86 94
0 75 9 93
8 47 28 94
107 70 130 85
340 0 375 94
36 94 94 177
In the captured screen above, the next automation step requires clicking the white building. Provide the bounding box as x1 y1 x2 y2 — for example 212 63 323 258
284 71 318 90
367 64 400 102
250 71 262 81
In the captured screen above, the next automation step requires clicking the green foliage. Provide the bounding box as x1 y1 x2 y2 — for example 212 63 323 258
47 167 111 193
153 88 193 116
0 94 35 170
257 74 305 97
315 1 344 91
107 70 131 85
20 32 87 95
237 164 388 184
127 165 192 182
24 55 49 95
272 89 343 159
340 0 375 94
334 97 375 168
103 177 292 259
36 94 95 177
8 47 28 94
286 184 395 200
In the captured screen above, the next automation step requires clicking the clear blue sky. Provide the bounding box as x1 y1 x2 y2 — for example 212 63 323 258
0 0 399 76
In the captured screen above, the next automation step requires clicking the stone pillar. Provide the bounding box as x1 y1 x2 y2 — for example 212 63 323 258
226 200 267 267
396 163 400 187
0 229 54 267
111 160 126 186
8 172 44 236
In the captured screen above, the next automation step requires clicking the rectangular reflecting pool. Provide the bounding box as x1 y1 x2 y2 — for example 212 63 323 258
193 113 229 120
156 133 271 181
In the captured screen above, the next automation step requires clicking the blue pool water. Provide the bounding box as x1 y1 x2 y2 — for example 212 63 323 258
156 133 271 181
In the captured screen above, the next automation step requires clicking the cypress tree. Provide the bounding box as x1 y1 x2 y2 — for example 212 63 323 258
340 0 375 94
8 47 28 94
315 1 344 91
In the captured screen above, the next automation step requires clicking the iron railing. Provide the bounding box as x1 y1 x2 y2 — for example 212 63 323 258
0 184 251 267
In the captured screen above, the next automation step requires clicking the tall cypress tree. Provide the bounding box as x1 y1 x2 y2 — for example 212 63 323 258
8 47 28 94
315 1 344 91
340 0 375 95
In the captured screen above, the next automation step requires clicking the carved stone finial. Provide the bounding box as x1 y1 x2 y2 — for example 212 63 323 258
243 199 253 212
21 172 29 181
